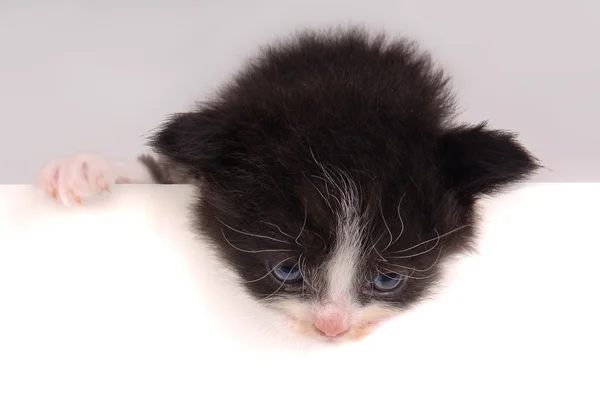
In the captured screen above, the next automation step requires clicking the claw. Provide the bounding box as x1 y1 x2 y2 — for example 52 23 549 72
103 184 111 193
74 196 82 205
50 189 57 199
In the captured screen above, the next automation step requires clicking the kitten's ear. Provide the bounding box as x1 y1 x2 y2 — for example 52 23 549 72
436 123 540 199
149 112 223 177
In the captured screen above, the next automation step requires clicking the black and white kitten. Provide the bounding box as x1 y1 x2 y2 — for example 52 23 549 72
39 28 539 343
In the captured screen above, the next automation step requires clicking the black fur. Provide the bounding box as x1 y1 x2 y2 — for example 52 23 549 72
148 27 540 308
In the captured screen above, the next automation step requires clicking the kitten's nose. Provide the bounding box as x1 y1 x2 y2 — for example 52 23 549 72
313 305 350 337
314 316 349 337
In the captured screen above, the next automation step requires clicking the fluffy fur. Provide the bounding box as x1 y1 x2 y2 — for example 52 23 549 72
42 27 540 343
142 27 540 342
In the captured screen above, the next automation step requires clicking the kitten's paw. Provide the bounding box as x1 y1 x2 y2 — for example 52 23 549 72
39 153 122 206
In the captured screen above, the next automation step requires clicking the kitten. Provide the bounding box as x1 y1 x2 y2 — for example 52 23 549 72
39 28 540 343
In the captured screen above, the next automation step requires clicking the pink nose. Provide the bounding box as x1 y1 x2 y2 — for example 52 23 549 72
314 317 349 337
313 308 350 337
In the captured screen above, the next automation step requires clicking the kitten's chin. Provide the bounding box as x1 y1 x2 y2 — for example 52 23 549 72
268 300 399 344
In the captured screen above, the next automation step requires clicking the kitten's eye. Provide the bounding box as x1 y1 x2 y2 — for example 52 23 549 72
372 273 405 292
272 263 302 283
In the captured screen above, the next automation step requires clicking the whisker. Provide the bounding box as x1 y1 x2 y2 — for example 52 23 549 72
373 246 387 262
388 224 470 254
309 147 331 200
380 245 444 280
375 271 405 282
260 221 296 241
388 228 440 259
375 259 416 272
247 256 294 283
221 229 295 254
371 193 406 256
217 217 292 245
369 230 387 256
421 244 444 273
295 200 307 245
379 194 393 252
380 267 440 281
388 193 406 248
372 262 385 277
383 245 444 275
261 267 294 301
297 254 316 291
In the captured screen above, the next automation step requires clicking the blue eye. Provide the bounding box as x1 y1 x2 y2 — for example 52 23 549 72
272 263 302 283
373 273 405 292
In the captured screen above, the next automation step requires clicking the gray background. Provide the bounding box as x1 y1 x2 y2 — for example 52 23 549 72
1 0 598 184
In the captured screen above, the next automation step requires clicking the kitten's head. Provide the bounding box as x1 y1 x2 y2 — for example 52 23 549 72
151 28 540 343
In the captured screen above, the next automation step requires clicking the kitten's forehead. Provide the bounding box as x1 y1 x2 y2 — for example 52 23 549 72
201 109 471 307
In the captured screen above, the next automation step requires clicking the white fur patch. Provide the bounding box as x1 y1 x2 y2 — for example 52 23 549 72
324 182 364 303
325 221 363 302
